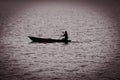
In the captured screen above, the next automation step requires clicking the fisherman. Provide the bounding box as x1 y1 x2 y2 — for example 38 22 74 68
61 31 68 41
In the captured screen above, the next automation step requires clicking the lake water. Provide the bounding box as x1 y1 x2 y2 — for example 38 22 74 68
0 2 120 80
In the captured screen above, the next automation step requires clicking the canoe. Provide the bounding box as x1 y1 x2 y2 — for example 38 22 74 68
28 36 71 43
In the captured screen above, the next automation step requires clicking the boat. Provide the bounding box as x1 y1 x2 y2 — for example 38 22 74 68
28 36 71 43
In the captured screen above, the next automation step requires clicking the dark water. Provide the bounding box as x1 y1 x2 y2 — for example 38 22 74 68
0 2 120 80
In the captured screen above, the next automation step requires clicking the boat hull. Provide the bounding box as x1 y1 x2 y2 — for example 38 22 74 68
28 36 71 43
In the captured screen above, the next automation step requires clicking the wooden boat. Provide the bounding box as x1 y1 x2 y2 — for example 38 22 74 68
28 36 71 43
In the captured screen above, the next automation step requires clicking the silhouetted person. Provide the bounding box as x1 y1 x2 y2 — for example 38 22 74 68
62 31 68 42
